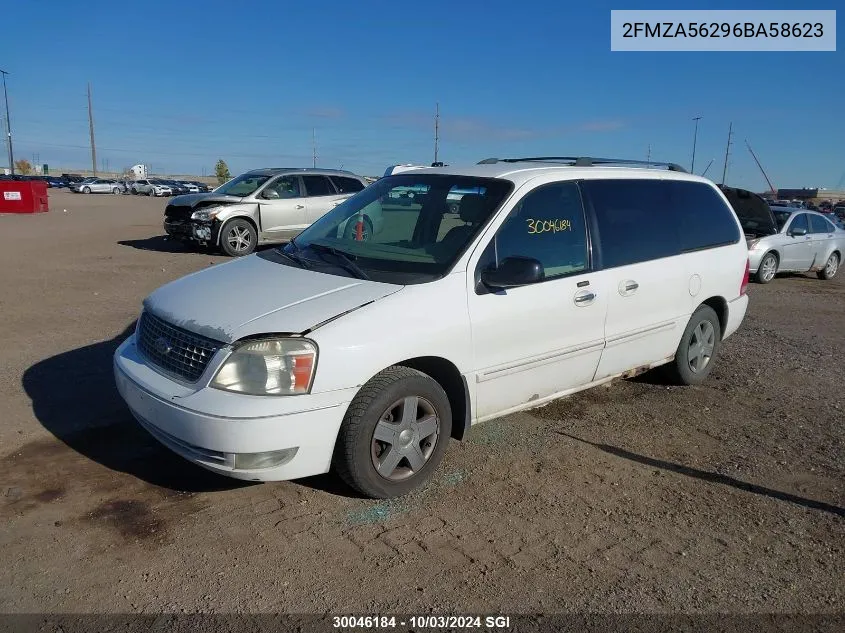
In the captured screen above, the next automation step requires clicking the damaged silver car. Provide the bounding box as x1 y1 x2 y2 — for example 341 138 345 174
163 168 370 256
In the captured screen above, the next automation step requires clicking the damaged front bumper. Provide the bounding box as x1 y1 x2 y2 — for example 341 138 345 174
163 219 219 244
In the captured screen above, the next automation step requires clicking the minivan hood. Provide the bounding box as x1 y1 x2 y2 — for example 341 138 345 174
168 192 244 207
719 185 778 236
143 255 402 343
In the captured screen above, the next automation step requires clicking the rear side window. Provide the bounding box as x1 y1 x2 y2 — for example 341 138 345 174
809 214 833 234
330 176 365 193
583 179 740 269
581 180 678 269
302 175 335 197
672 181 741 251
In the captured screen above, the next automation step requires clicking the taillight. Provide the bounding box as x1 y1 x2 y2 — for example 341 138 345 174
740 258 750 296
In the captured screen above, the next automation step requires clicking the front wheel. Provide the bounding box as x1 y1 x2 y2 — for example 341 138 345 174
755 252 778 284
818 252 839 280
148 189 154 197
664 305 722 386
220 218 257 257
112 187 121 195
333 366 452 499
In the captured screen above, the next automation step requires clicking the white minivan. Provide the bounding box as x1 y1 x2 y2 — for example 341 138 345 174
114 157 750 498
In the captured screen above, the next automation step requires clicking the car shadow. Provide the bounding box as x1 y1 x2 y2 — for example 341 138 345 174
118 236 197 254
21 323 250 493
21 323 358 496
557 431 845 518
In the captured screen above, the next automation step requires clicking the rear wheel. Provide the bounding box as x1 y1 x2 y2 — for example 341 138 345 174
334 366 451 499
112 187 121 195
818 252 839 280
82 186 91 194
755 252 778 283
664 305 721 386
342 215 373 241
220 218 257 257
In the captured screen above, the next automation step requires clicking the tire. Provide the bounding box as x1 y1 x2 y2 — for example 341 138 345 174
112 187 121 195
342 215 374 241
817 252 839 280
755 252 778 284
131 188 137 195
220 218 257 257
664 305 722 386
333 366 452 499
148 189 155 197
82 186 91 194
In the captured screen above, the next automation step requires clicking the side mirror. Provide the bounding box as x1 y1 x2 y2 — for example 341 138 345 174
789 227 807 236
262 188 280 200
481 257 545 289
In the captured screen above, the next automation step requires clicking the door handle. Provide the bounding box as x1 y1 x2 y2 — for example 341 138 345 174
619 280 639 295
295 204 304 209
573 290 596 306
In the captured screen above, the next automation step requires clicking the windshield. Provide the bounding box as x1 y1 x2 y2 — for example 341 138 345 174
284 174 513 284
214 173 271 197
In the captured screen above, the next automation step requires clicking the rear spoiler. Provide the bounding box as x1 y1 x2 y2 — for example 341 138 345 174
383 162 447 178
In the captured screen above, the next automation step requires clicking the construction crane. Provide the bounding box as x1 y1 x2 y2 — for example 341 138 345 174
745 139 776 195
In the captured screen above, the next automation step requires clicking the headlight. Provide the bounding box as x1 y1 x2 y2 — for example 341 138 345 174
191 207 221 221
211 338 317 396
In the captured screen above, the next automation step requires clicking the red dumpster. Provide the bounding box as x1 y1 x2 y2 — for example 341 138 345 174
0 180 49 213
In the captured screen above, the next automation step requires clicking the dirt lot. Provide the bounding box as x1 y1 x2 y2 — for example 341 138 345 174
0 190 842 615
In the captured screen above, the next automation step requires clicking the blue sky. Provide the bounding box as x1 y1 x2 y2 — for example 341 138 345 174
2 0 842 190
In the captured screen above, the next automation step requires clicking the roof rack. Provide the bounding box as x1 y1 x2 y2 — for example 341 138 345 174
477 156 688 173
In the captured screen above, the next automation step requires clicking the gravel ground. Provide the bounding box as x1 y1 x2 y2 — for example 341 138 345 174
0 191 842 615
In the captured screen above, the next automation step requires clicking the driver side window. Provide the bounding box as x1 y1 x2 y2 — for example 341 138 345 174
261 176 301 200
480 181 589 279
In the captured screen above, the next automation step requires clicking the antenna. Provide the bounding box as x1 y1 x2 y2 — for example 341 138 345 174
720 122 732 185
434 102 440 165
691 116 702 173
700 159 714 178
88 82 97 176
745 139 776 194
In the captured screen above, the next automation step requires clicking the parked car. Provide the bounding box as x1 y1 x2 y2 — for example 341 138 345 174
132 179 172 196
165 180 190 196
176 181 200 194
115 157 750 498
163 168 368 256
722 186 843 283
71 178 124 194
189 181 212 193
832 204 845 222
45 177 69 188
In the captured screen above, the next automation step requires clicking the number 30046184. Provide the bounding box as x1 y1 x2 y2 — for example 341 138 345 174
526 218 572 234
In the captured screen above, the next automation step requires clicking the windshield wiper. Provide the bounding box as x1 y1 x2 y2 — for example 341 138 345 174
307 243 370 280
277 238 312 269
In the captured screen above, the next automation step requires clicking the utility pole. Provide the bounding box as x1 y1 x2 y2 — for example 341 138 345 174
433 102 440 165
646 144 651 167
312 127 316 168
720 122 732 185
1 69 14 174
691 116 702 173
87 82 97 175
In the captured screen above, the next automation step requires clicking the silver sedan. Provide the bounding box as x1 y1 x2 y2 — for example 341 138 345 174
749 207 844 283
72 178 124 195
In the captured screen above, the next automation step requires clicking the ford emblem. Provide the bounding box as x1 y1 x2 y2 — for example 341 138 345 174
154 336 172 356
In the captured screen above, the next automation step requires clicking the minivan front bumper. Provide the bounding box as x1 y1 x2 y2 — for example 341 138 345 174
113 334 351 482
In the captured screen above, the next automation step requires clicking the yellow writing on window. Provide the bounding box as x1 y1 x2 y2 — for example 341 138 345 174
526 218 572 234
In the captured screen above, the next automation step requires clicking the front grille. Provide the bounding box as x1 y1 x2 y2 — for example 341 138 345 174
164 205 192 221
137 311 222 382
